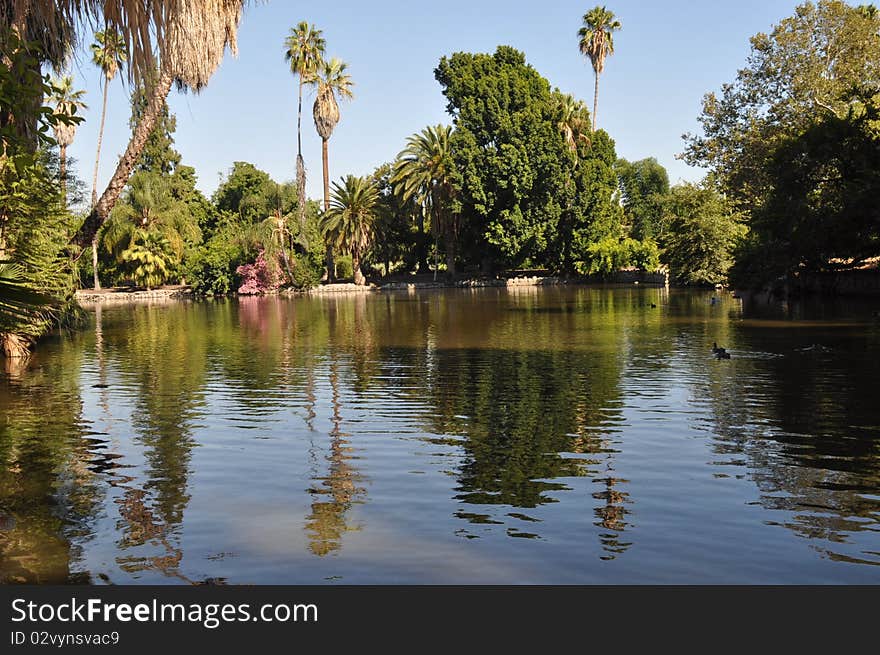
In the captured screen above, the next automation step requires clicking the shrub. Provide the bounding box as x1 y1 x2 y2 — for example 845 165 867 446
236 250 283 295
334 253 353 281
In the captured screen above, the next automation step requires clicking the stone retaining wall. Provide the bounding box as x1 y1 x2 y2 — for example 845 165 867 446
76 287 194 304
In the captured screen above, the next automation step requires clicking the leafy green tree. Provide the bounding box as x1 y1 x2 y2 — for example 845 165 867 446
392 124 460 277
732 88 880 288
321 175 379 286
560 117 626 275
615 157 669 241
578 5 621 132
129 75 182 176
683 0 880 211
661 182 747 286
435 46 570 271
212 162 276 223
119 231 173 289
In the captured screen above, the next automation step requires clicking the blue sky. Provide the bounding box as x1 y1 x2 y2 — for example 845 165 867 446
65 0 804 203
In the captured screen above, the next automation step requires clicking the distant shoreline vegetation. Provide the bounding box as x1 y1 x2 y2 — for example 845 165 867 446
1 1 878 358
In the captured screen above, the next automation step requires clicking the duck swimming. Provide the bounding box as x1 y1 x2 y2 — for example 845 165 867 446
712 343 731 359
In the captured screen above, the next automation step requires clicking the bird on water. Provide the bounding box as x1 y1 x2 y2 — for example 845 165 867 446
712 342 731 359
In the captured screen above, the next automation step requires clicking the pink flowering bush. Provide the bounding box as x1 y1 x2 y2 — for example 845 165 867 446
236 250 284 295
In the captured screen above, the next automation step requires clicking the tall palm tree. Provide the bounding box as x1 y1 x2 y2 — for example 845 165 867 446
313 58 354 213
49 76 87 205
392 125 459 278
312 57 353 282
72 0 248 251
578 5 621 132
321 175 378 286
283 22 325 242
90 29 126 207
89 28 127 289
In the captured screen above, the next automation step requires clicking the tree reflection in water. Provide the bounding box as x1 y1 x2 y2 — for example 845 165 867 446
1 288 879 583
305 297 369 557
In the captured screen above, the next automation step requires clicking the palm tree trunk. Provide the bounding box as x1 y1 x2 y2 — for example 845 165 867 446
92 238 101 290
352 251 365 286
322 138 330 211
592 71 600 132
59 144 67 207
92 76 110 207
295 75 308 252
72 69 174 249
322 137 334 283
297 75 304 158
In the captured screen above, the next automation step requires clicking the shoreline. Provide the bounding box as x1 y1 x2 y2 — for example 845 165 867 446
75 272 671 304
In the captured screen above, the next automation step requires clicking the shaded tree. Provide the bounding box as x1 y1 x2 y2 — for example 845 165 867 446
682 0 880 211
615 157 669 241
661 182 746 286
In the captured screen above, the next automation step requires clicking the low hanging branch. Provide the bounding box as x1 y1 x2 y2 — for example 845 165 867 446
71 69 174 250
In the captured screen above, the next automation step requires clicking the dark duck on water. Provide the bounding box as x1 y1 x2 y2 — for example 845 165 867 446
712 342 731 359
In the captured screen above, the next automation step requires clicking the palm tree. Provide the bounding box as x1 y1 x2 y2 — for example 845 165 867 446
49 76 87 205
72 0 248 251
283 22 325 241
90 29 126 206
392 125 459 278
312 57 353 282
102 172 200 268
321 175 378 286
556 93 592 156
578 5 621 132
89 28 127 289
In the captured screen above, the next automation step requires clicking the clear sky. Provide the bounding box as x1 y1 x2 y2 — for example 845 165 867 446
64 0 805 204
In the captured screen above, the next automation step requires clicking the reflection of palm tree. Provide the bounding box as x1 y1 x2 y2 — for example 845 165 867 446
305 337 366 556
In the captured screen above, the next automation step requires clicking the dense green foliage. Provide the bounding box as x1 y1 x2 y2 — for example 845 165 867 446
684 0 880 289
616 157 669 241
660 183 747 286
435 46 636 275
0 34 83 354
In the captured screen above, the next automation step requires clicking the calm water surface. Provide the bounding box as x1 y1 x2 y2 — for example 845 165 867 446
1 288 879 584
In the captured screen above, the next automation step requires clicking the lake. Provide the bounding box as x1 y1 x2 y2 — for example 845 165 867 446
1 287 879 584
